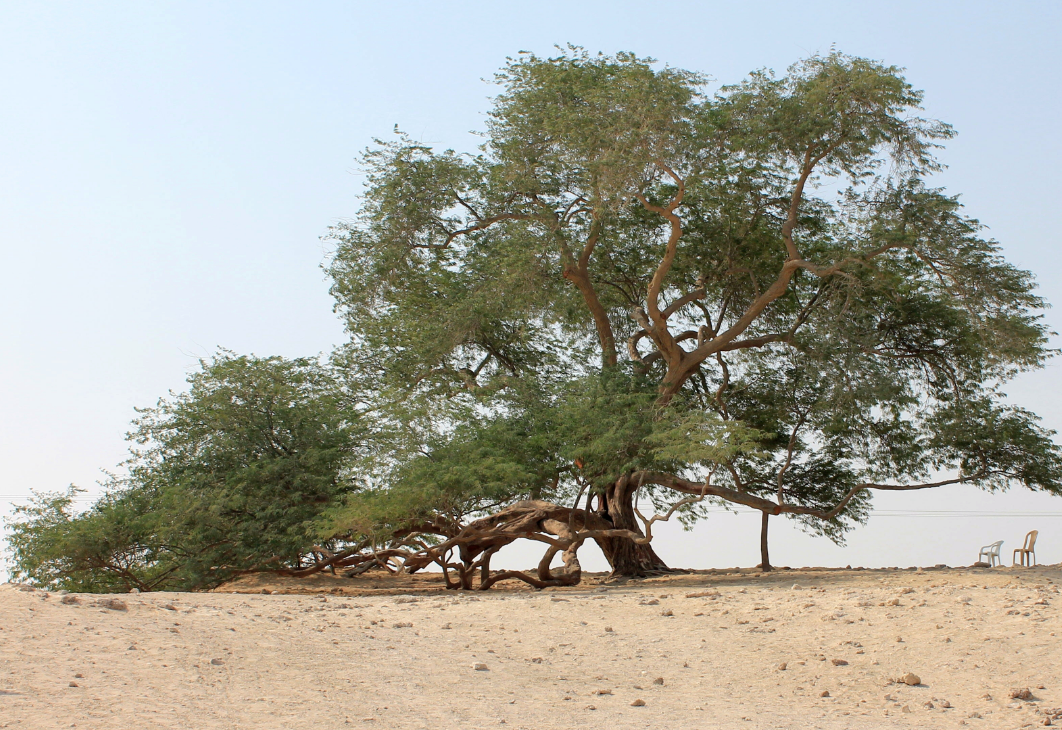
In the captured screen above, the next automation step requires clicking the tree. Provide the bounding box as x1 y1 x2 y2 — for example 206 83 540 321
325 47 1062 576
9 49 1060 591
5 352 364 591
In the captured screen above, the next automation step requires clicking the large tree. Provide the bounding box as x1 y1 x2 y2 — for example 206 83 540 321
9 50 1060 592
326 48 1061 576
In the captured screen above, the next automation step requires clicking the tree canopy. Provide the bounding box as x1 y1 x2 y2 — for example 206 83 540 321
8 48 1061 590
6 353 364 591
323 47 1060 576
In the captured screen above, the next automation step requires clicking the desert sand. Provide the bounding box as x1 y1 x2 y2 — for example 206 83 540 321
2 565 1060 729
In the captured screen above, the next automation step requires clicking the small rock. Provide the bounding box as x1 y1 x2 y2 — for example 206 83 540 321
641 599 660 606
778 662 787 671
441 623 452 630
392 622 412 628
129 588 140 594
60 595 80 605
652 677 664 685
594 689 612 695
261 588 270 594
530 657 543 664
210 658 225 666
68 681 78 687
604 626 613 632
923 701 935 709
901 705 912 714
586 705 596 711
473 663 489 671
74 673 83 678
630 699 646 707
95 598 127 611
901 672 921 686
887 598 901 606
1011 688 1034 700
940 699 951 708
161 604 177 611
791 584 802 590
820 690 830 697
896 636 904 642
660 609 673 617
831 659 849 666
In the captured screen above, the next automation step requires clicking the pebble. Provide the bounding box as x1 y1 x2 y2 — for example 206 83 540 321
820 690 830 697
630 699 646 707
473 663 488 671
210 658 225 666
68 682 78 688
777 663 787 671
604 626 613 632
392 622 412 628
660 609 673 617
1011 688 1034 700
652 677 664 685
60 596 80 605
900 672 921 686
831 659 848 666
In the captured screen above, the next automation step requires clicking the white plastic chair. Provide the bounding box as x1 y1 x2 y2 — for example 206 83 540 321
978 540 1003 566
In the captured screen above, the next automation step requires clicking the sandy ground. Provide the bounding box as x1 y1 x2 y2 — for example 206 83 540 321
2 565 1061 730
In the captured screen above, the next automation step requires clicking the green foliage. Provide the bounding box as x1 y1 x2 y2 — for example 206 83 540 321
326 47 1060 554
11 49 1060 585
5 353 364 591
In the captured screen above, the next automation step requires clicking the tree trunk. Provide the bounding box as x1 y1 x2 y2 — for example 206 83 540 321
593 473 669 576
759 511 772 572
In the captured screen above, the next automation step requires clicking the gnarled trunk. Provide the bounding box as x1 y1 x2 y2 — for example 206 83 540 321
593 473 669 576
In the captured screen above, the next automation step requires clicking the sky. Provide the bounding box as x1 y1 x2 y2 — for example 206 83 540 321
2 1 1061 578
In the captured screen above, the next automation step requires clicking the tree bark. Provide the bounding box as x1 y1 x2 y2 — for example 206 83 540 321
759 511 772 572
593 473 669 576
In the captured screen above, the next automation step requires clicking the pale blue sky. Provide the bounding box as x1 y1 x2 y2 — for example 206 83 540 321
2 1 1061 574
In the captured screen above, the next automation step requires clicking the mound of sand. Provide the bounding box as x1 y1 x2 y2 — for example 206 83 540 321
2 565 1060 729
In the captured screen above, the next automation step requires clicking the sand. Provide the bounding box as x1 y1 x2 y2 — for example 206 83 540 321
2 565 1060 729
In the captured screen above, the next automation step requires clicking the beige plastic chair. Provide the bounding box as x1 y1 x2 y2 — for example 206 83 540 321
1013 530 1038 567
978 540 1003 566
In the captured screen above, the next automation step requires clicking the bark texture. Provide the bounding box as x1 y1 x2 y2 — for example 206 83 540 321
594 473 669 576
